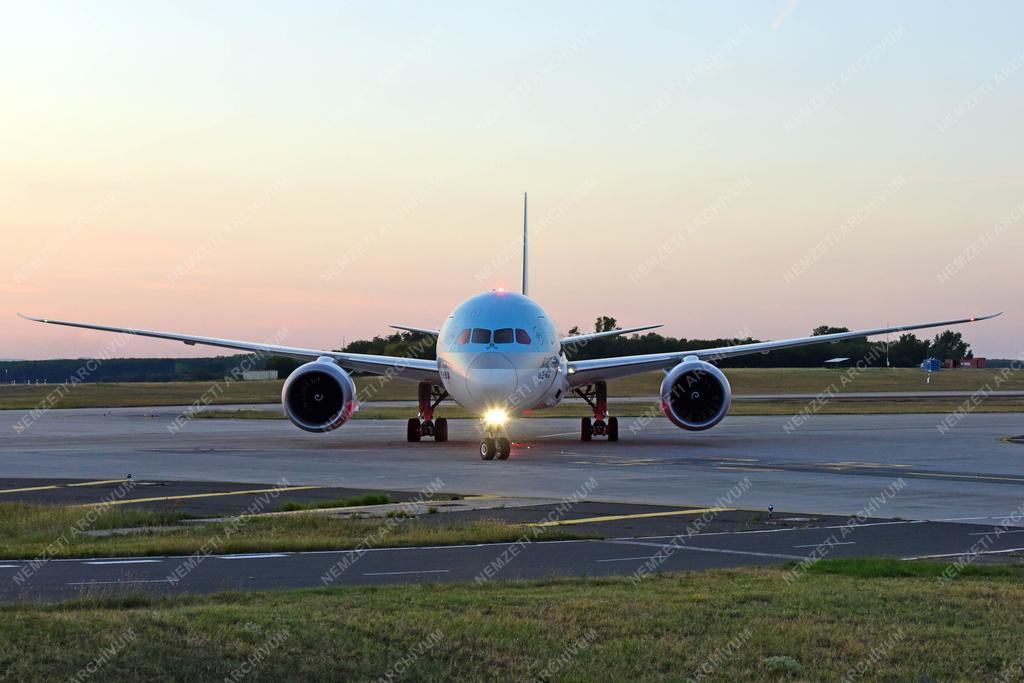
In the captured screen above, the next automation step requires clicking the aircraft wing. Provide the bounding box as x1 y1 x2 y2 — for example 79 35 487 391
566 312 1002 386
18 314 441 383
560 324 663 348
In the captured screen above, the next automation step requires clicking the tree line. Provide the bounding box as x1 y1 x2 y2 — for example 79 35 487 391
335 317 974 369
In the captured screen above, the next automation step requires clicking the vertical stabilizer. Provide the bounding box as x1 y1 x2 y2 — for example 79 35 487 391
522 192 529 296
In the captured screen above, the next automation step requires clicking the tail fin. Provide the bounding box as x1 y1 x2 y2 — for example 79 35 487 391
522 192 529 296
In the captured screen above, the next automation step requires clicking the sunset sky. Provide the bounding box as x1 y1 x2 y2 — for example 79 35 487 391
3 1 1022 359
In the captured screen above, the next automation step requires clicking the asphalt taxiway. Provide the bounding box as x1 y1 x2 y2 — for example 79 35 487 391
2 406 1022 522
3 515 1022 602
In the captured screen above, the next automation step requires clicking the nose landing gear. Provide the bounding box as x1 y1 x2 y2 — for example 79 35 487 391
575 381 619 442
479 434 511 460
406 382 449 442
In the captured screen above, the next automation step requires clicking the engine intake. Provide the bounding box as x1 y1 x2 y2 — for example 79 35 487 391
282 359 357 432
660 358 731 431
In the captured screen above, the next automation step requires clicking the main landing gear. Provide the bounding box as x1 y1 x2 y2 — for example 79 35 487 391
575 381 618 442
407 382 449 442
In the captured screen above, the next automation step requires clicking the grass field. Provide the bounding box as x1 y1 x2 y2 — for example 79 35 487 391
0 503 581 560
4 561 1024 681
1 367 1021 411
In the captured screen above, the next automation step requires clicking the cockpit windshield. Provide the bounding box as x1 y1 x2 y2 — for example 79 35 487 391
454 328 533 346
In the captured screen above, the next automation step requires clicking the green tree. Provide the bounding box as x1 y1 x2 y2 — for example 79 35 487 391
267 356 303 378
594 316 619 333
888 334 930 367
930 330 970 361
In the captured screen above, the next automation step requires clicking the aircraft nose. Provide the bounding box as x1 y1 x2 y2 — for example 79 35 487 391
466 352 518 405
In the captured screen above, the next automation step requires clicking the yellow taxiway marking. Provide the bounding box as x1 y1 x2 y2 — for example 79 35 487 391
527 507 733 527
702 457 759 463
66 479 132 488
0 479 130 495
714 466 785 473
76 485 322 507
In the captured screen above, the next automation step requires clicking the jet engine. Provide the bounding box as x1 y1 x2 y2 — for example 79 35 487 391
659 357 731 431
281 358 357 432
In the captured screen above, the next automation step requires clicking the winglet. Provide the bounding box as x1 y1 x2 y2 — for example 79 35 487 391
17 313 45 323
388 325 440 336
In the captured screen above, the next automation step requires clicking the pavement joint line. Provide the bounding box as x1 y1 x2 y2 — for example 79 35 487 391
594 556 655 563
903 547 1024 560
908 471 1024 483
67 579 174 586
526 507 733 527
29 537 601 565
602 539 807 561
968 529 1024 536
793 541 855 548
72 485 322 506
363 570 451 576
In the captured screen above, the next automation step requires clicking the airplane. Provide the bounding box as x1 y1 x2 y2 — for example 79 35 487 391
20 194 1002 460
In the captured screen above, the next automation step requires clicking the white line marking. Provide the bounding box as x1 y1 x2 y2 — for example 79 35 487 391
937 516 993 521
968 529 1024 536
0 565 21 569
793 541 855 548
603 539 806 561
216 553 288 560
903 547 1024 560
363 569 451 576
84 559 163 566
67 579 173 586
595 556 654 563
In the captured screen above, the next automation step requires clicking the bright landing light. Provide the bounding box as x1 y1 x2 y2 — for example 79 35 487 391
483 409 509 426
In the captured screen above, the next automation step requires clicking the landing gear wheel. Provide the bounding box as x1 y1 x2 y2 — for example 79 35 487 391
434 418 448 442
581 417 592 442
607 416 619 442
407 418 421 442
479 438 496 460
496 437 511 460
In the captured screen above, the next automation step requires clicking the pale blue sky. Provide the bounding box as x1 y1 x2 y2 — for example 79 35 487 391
3 1 1022 357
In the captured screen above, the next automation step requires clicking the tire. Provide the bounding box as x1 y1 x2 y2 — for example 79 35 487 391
607 416 619 442
496 437 511 460
581 417 592 442
435 418 448 442
407 418 421 442
480 438 496 460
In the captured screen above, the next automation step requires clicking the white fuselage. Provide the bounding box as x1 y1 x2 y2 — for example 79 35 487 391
436 291 569 414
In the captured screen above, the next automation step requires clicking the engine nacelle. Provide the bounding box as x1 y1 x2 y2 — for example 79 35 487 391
281 358 357 433
660 357 731 431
